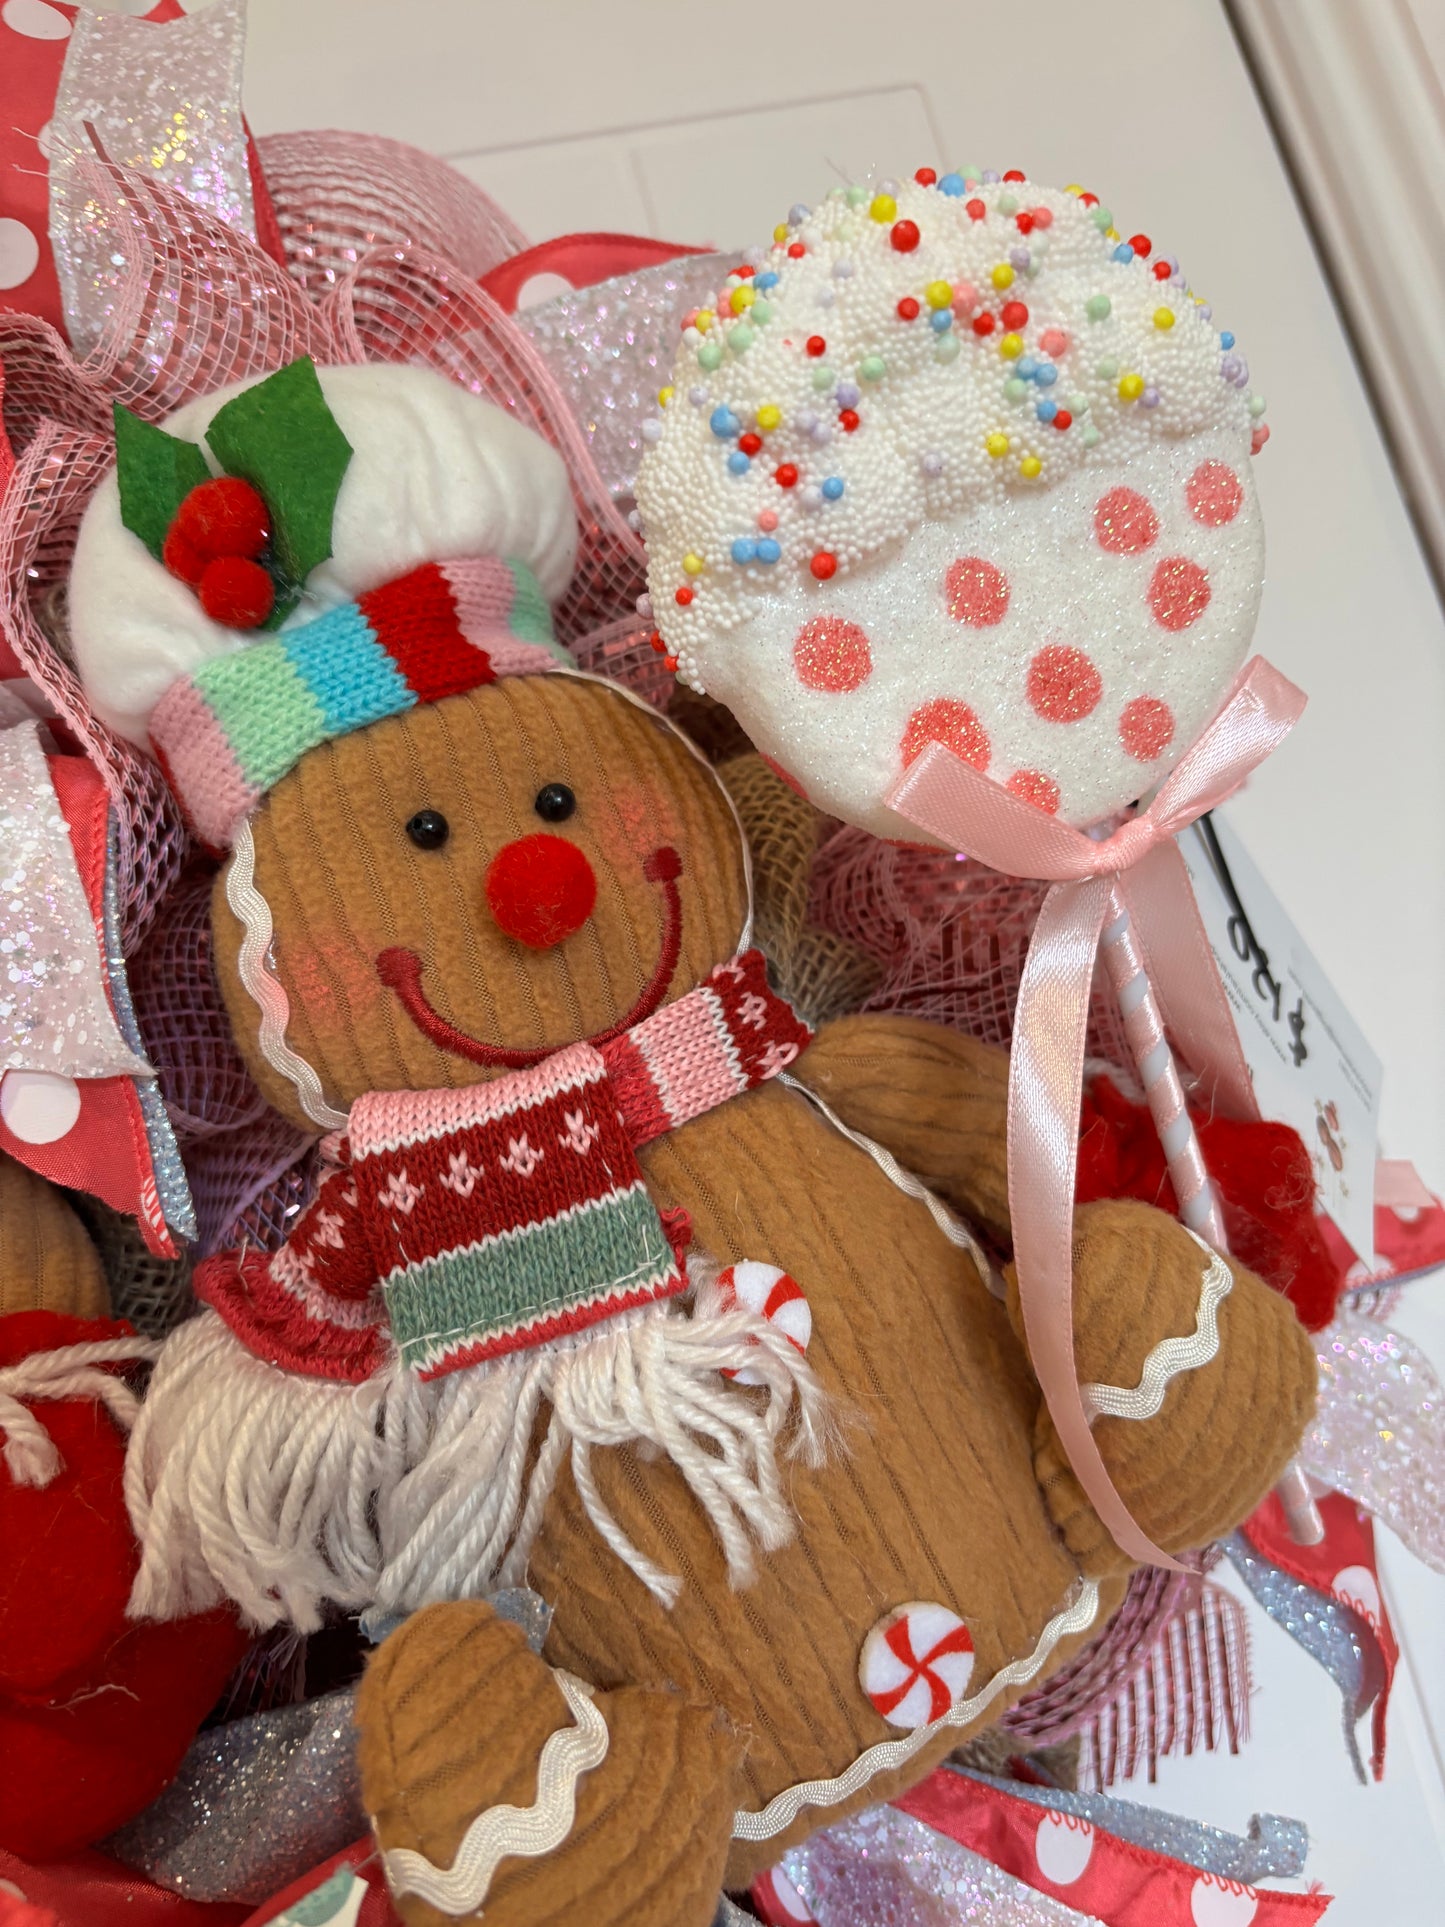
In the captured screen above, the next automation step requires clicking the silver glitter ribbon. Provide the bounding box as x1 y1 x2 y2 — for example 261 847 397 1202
516 250 745 511
1224 1530 1383 1784
1301 1308 1445 1574
110 1588 554 1902
49 0 254 358
956 1771 1309 1883
103 815 195 1241
0 721 149 1080
781 1804 1107 1926
106 1687 363 1905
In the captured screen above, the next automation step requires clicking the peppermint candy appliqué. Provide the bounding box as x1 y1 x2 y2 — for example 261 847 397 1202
860 1600 975 1728
717 1260 811 1386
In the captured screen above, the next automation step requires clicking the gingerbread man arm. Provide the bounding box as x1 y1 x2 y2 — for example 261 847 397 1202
792 1011 1014 1243
1011 1198 1317 1574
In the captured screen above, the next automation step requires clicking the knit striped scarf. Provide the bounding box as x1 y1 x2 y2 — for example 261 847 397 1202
199 951 812 1381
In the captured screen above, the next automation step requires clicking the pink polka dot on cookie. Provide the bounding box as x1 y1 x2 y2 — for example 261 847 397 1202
1148 556 1211 630
901 699 990 771
1006 769 1061 814
945 556 1009 627
1094 487 1159 555
793 615 872 692
1119 696 1175 761
1027 645 1102 722
1186 459 1244 526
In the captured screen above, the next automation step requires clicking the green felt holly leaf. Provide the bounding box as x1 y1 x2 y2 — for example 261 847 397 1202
204 357 353 626
113 405 211 560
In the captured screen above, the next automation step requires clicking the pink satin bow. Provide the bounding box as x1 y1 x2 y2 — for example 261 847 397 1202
885 656 1307 1568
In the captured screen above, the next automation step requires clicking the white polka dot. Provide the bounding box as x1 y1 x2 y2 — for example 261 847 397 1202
1 1068 81 1143
1190 1873 1259 1926
0 1882 27 1901
0 218 41 292
1331 1563 1382 1631
1034 1811 1094 1885
760 1870 815 1923
35 119 54 159
516 272 574 311
1 0 71 38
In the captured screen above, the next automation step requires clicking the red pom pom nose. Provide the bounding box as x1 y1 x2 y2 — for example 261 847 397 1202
485 834 597 949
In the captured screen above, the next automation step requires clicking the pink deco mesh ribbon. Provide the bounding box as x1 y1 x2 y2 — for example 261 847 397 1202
886 656 1307 1567
0 122 647 1252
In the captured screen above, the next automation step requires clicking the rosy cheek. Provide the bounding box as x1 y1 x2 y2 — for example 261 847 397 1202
593 784 680 865
279 938 388 1028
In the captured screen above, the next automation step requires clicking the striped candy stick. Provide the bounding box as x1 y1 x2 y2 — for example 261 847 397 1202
1098 885 1324 1547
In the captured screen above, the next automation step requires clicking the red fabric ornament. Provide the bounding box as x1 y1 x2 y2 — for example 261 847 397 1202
197 556 275 629
174 477 270 560
0 1846 248 1927
485 834 598 949
0 1312 249 1859
1076 1074 1344 1329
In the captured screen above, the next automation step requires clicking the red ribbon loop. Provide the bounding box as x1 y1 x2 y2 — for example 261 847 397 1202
885 657 1307 1567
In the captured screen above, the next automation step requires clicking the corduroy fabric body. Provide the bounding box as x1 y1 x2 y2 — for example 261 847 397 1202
0 1155 109 1318
358 1601 744 1927
529 1074 1089 1885
212 678 745 1126
205 672 1317 1900
794 1011 1014 1243
1005 1199 1319 1576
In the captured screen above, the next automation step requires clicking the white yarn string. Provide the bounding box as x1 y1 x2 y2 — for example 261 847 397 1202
0 1338 160 1488
124 1284 825 1631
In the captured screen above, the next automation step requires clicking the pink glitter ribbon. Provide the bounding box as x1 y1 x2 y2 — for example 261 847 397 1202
886 655 1306 1567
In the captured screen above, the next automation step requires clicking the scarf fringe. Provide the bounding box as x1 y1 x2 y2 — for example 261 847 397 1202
123 1286 828 1631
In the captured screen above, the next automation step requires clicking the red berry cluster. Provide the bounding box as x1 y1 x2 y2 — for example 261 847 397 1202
162 477 275 629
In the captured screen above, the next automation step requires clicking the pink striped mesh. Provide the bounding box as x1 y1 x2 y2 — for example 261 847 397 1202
255 129 529 297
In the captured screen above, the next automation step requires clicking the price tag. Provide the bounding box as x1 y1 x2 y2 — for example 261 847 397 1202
1179 811 1382 1261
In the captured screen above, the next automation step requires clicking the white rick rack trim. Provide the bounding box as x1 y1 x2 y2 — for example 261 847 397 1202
380 1670 608 1915
227 819 349 1131
1081 1229 1233 1422
731 1579 1100 1843
779 1072 1002 1296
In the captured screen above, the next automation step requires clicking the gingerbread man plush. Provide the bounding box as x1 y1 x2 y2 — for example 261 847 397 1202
68 359 1314 1925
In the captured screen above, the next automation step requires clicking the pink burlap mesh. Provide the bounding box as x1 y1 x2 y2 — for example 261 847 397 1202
0 425 184 947
256 129 529 299
810 825 1136 1068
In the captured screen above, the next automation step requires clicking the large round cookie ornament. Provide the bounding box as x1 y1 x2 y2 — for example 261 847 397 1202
634 172 1267 837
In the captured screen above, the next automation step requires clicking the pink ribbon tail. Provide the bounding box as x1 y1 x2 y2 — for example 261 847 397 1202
885 656 1307 1568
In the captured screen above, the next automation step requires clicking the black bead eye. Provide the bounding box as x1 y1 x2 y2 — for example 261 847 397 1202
406 809 450 850
533 783 576 824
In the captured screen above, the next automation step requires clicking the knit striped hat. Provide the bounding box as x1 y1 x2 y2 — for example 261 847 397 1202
151 556 570 850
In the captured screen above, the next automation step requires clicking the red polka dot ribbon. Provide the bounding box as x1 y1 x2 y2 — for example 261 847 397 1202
884 654 1306 1572
892 1768 1333 1927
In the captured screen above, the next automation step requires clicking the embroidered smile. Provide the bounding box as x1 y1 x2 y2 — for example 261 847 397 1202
375 845 684 1069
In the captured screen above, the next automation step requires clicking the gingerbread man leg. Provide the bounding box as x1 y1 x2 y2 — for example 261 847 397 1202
358 1601 746 1927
